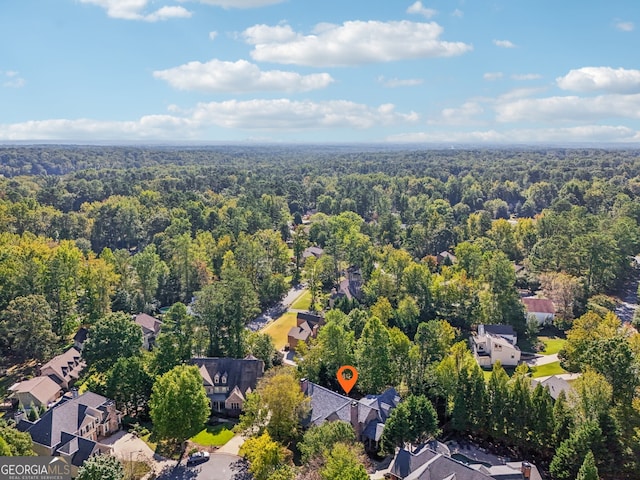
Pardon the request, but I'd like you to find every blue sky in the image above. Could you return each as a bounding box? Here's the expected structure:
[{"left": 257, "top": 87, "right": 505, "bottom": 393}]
[{"left": 1, "top": 0, "right": 639, "bottom": 144}]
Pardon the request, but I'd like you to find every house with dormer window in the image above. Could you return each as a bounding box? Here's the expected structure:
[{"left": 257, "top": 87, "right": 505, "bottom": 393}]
[{"left": 191, "top": 356, "right": 264, "bottom": 416}]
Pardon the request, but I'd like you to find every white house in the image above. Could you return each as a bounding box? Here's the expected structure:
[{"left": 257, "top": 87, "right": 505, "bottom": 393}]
[
  {"left": 522, "top": 297, "right": 555, "bottom": 325},
  {"left": 481, "top": 324, "right": 517, "bottom": 345},
  {"left": 471, "top": 325, "right": 521, "bottom": 367}
]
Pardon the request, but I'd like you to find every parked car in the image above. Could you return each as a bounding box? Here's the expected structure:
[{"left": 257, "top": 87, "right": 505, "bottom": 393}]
[{"left": 187, "top": 451, "right": 210, "bottom": 465}]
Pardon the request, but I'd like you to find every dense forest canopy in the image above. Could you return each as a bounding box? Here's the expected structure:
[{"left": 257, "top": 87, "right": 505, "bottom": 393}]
[{"left": 1, "top": 145, "right": 640, "bottom": 479}]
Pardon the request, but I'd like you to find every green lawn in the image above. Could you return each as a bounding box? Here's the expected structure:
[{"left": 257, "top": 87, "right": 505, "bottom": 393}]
[
  {"left": 291, "top": 290, "right": 311, "bottom": 310},
  {"left": 261, "top": 311, "right": 298, "bottom": 350},
  {"left": 539, "top": 336, "right": 567, "bottom": 355},
  {"left": 190, "top": 424, "right": 234, "bottom": 447},
  {"left": 531, "top": 361, "right": 567, "bottom": 378}
]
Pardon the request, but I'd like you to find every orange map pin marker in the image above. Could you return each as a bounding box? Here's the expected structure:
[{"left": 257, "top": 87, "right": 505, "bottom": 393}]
[{"left": 337, "top": 365, "right": 358, "bottom": 395}]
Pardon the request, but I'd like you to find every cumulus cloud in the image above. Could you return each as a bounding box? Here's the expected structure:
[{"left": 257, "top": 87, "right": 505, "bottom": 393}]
[
  {"left": 79, "top": 0, "right": 191, "bottom": 21},
  {"left": 452, "top": 9, "right": 464, "bottom": 17},
  {"left": 493, "top": 39, "right": 516, "bottom": 48},
  {"left": 153, "top": 59, "right": 334, "bottom": 93},
  {"left": 495, "top": 93, "right": 640, "bottom": 123},
  {"left": 388, "top": 125, "right": 640, "bottom": 144},
  {"left": 406, "top": 1, "right": 437, "bottom": 19},
  {"left": 0, "top": 99, "right": 418, "bottom": 140},
  {"left": 428, "top": 102, "right": 484, "bottom": 126},
  {"left": 378, "top": 76, "right": 423, "bottom": 88},
  {"left": 557, "top": 66, "right": 640, "bottom": 93},
  {"left": 512, "top": 73, "right": 542, "bottom": 81},
  {"left": 483, "top": 72, "right": 503, "bottom": 81},
  {"left": 208, "top": 31, "right": 218, "bottom": 40},
  {"left": 190, "top": 99, "right": 419, "bottom": 129},
  {"left": 615, "top": 20, "right": 634, "bottom": 31},
  {"left": 2, "top": 70, "right": 25, "bottom": 88},
  {"left": 243, "top": 20, "right": 472, "bottom": 66},
  {"left": 180, "top": 0, "right": 286, "bottom": 7}
]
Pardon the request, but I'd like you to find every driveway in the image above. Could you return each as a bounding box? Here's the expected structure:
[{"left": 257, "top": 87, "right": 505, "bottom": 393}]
[
  {"left": 102, "top": 431, "right": 173, "bottom": 476},
  {"left": 156, "top": 453, "right": 244, "bottom": 480},
  {"left": 525, "top": 353, "right": 559, "bottom": 367}
]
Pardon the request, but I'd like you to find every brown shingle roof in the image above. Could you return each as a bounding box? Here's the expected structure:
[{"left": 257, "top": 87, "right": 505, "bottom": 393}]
[
  {"left": 134, "top": 313, "right": 162, "bottom": 334},
  {"left": 522, "top": 297, "right": 555, "bottom": 314},
  {"left": 9, "top": 376, "right": 62, "bottom": 405}
]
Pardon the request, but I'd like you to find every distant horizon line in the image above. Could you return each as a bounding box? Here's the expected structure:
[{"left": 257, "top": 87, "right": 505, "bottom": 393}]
[{"left": 1, "top": 140, "right": 640, "bottom": 151}]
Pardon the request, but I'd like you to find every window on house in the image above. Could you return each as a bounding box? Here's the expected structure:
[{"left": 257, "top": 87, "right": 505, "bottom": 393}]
[
  {"left": 214, "top": 374, "right": 219, "bottom": 384},
  {"left": 230, "top": 402, "right": 240, "bottom": 410},
  {"left": 221, "top": 374, "right": 227, "bottom": 384}
]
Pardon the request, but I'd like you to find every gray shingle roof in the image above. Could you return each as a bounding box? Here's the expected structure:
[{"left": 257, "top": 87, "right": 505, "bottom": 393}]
[
  {"left": 191, "top": 357, "right": 264, "bottom": 398},
  {"left": 134, "top": 313, "right": 162, "bottom": 334}
]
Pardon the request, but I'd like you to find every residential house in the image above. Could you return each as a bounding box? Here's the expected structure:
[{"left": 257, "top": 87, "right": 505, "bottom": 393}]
[
  {"left": 39, "top": 348, "right": 85, "bottom": 390},
  {"left": 389, "top": 444, "right": 541, "bottom": 480},
  {"left": 522, "top": 297, "right": 555, "bottom": 325},
  {"left": 471, "top": 325, "right": 521, "bottom": 367},
  {"left": 437, "top": 251, "right": 457, "bottom": 266},
  {"left": 9, "top": 376, "right": 63, "bottom": 409},
  {"left": 73, "top": 327, "right": 88, "bottom": 351},
  {"left": 16, "top": 391, "right": 120, "bottom": 476},
  {"left": 287, "top": 312, "right": 325, "bottom": 351},
  {"left": 133, "top": 313, "right": 162, "bottom": 350},
  {"left": 192, "top": 356, "right": 264, "bottom": 416},
  {"left": 481, "top": 324, "right": 517, "bottom": 345},
  {"left": 302, "top": 246, "right": 324, "bottom": 260},
  {"left": 300, "top": 379, "right": 400, "bottom": 450},
  {"left": 531, "top": 375, "right": 574, "bottom": 401}
]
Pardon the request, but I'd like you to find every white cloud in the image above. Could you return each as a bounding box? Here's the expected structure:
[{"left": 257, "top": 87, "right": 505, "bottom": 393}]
[
  {"left": 452, "top": 9, "right": 464, "bottom": 17},
  {"left": 153, "top": 59, "right": 334, "bottom": 93},
  {"left": 388, "top": 125, "right": 640, "bottom": 144},
  {"left": 495, "top": 93, "right": 640, "bottom": 123},
  {"left": 483, "top": 72, "right": 503, "bottom": 81},
  {"left": 406, "top": 1, "right": 437, "bottom": 19},
  {"left": 557, "top": 67, "right": 640, "bottom": 93},
  {"left": 512, "top": 73, "right": 542, "bottom": 81},
  {"left": 429, "top": 102, "right": 484, "bottom": 126},
  {"left": 493, "top": 39, "right": 516, "bottom": 48},
  {"left": 190, "top": 99, "right": 420, "bottom": 129},
  {"left": 615, "top": 20, "right": 634, "bottom": 32},
  {"left": 79, "top": 0, "right": 191, "bottom": 21},
  {"left": 243, "top": 20, "right": 472, "bottom": 66},
  {"left": 179, "top": 0, "right": 286, "bottom": 8},
  {"left": 0, "top": 100, "right": 419, "bottom": 140},
  {"left": 378, "top": 76, "right": 423, "bottom": 88},
  {"left": 1, "top": 70, "right": 25, "bottom": 88},
  {"left": 208, "top": 31, "right": 218, "bottom": 40}
]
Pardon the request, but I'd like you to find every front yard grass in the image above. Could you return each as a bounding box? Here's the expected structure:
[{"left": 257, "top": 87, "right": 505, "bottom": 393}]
[
  {"left": 190, "top": 424, "right": 234, "bottom": 447},
  {"left": 291, "top": 290, "right": 311, "bottom": 310},
  {"left": 122, "top": 460, "right": 151, "bottom": 480},
  {"left": 539, "top": 336, "right": 566, "bottom": 355},
  {"left": 261, "top": 311, "right": 298, "bottom": 350},
  {"left": 531, "top": 361, "right": 567, "bottom": 378}
]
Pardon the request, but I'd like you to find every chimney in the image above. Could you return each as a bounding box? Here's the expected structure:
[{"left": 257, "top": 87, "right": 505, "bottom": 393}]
[
  {"left": 521, "top": 462, "right": 531, "bottom": 479},
  {"left": 350, "top": 401, "right": 361, "bottom": 439},
  {"left": 71, "top": 388, "right": 79, "bottom": 399},
  {"left": 478, "top": 324, "right": 485, "bottom": 336},
  {"left": 300, "top": 378, "right": 309, "bottom": 395}
]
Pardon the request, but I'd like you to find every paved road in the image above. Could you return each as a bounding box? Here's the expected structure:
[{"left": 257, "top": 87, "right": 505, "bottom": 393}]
[
  {"left": 525, "top": 353, "right": 559, "bottom": 367},
  {"left": 156, "top": 453, "right": 244, "bottom": 480},
  {"left": 247, "top": 284, "right": 307, "bottom": 331}
]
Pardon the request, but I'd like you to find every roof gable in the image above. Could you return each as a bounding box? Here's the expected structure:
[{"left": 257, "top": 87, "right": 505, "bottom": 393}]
[
  {"left": 134, "top": 313, "right": 162, "bottom": 334},
  {"left": 192, "top": 357, "right": 265, "bottom": 396}
]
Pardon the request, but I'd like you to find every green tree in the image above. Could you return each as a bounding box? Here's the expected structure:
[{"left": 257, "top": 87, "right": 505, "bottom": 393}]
[
  {"left": 299, "top": 421, "right": 356, "bottom": 463},
  {"left": 550, "top": 421, "right": 603, "bottom": 480},
  {"left": 576, "top": 451, "right": 599, "bottom": 480},
  {"left": 356, "top": 316, "right": 392, "bottom": 393},
  {"left": 381, "top": 395, "right": 439, "bottom": 453},
  {"left": 320, "top": 443, "right": 369, "bottom": 480},
  {"left": 148, "top": 365, "right": 210, "bottom": 455},
  {"left": 246, "top": 331, "right": 277, "bottom": 369},
  {"left": 104, "top": 356, "right": 153, "bottom": 416},
  {"left": 0, "top": 421, "right": 35, "bottom": 456},
  {"left": 76, "top": 454, "right": 124, "bottom": 480},
  {"left": 486, "top": 361, "right": 510, "bottom": 442},
  {"left": 151, "top": 302, "right": 194, "bottom": 375},
  {"left": 83, "top": 312, "right": 142, "bottom": 371},
  {"left": 292, "top": 225, "right": 309, "bottom": 284},
  {"left": 0, "top": 294, "right": 57, "bottom": 361},
  {"left": 237, "top": 367, "right": 310, "bottom": 444},
  {"left": 44, "top": 240, "right": 82, "bottom": 335},
  {"left": 239, "top": 432, "right": 292, "bottom": 480},
  {"left": 131, "top": 244, "right": 168, "bottom": 311}
]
